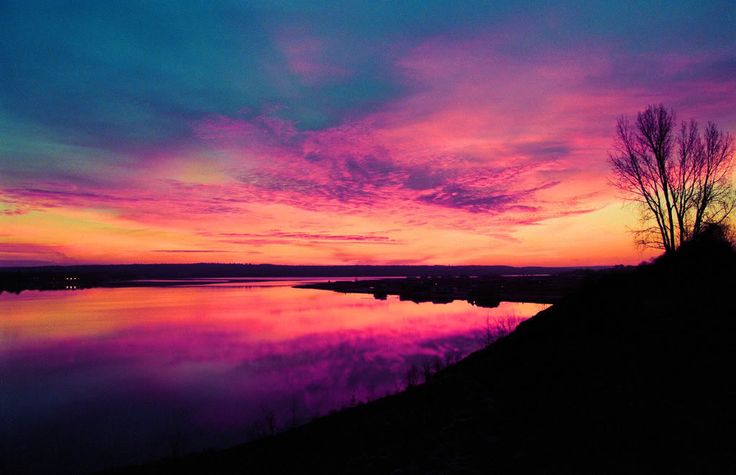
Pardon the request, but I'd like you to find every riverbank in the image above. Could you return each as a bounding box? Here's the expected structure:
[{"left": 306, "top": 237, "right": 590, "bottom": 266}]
[
  {"left": 0, "top": 263, "right": 601, "bottom": 294},
  {"left": 111, "top": 231, "right": 736, "bottom": 474},
  {"left": 296, "top": 272, "right": 592, "bottom": 307}
]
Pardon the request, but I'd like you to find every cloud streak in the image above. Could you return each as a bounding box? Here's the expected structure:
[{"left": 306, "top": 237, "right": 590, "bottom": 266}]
[{"left": 1, "top": 2, "right": 734, "bottom": 265}]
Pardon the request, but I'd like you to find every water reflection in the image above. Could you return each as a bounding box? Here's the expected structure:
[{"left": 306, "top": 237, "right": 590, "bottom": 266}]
[{"left": 0, "top": 280, "right": 548, "bottom": 474}]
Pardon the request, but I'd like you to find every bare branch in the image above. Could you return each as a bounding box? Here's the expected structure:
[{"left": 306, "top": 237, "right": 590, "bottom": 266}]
[{"left": 609, "top": 105, "right": 735, "bottom": 251}]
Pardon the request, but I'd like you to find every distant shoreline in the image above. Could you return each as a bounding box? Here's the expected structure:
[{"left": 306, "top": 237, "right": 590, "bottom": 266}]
[
  {"left": 296, "top": 273, "right": 591, "bottom": 307},
  {"left": 0, "top": 263, "right": 612, "bottom": 295}
]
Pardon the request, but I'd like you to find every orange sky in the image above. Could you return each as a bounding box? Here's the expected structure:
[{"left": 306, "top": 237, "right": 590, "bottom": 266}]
[{"left": 2, "top": 3, "right": 734, "bottom": 267}]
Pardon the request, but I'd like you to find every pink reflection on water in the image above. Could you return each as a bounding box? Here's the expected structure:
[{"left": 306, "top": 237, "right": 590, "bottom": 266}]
[{"left": 0, "top": 281, "right": 548, "bottom": 473}]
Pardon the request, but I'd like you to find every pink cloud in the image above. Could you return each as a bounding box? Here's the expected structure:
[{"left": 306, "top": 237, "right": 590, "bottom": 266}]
[
  {"left": 277, "top": 30, "right": 352, "bottom": 84},
  {"left": 3, "top": 31, "right": 734, "bottom": 265}
]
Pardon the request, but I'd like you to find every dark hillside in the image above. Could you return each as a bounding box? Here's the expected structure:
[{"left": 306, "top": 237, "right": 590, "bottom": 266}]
[{"left": 116, "top": 230, "right": 736, "bottom": 474}]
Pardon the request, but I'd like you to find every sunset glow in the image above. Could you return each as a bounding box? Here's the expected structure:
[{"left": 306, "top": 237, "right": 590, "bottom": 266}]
[
  {"left": 2, "top": 2, "right": 735, "bottom": 266},
  {"left": 0, "top": 281, "right": 547, "bottom": 472}
]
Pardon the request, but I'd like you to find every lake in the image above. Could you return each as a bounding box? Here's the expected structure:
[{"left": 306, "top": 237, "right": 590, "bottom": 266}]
[{"left": 0, "top": 279, "right": 549, "bottom": 474}]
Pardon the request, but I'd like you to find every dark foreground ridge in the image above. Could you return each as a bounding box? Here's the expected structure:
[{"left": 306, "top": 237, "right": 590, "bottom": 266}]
[{"left": 111, "top": 232, "right": 736, "bottom": 474}]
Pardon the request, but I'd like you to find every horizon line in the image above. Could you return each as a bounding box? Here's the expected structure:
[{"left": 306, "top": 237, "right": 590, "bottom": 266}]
[{"left": 0, "top": 262, "right": 620, "bottom": 269}]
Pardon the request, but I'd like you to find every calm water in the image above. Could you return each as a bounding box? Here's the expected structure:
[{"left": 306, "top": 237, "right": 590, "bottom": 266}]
[{"left": 0, "top": 279, "right": 548, "bottom": 474}]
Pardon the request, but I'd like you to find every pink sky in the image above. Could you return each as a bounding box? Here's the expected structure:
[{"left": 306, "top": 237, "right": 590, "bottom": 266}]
[{"left": 2, "top": 8, "right": 735, "bottom": 266}]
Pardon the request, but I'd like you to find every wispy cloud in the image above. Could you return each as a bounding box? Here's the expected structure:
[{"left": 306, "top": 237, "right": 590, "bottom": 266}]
[
  {"left": 1, "top": 2, "right": 734, "bottom": 265},
  {"left": 217, "top": 232, "right": 395, "bottom": 243},
  {"left": 152, "top": 249, "right": 226, "bottom": 253}
]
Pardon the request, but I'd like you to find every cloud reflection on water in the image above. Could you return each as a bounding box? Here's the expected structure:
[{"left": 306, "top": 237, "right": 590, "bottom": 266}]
[{"left": 0, "top": 281, "right": 548, "bottom": 473}]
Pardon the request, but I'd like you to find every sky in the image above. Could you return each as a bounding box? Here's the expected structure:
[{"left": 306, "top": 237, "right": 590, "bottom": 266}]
[{"left": 1, "top": 1, "right": 735, "bottom": 266}]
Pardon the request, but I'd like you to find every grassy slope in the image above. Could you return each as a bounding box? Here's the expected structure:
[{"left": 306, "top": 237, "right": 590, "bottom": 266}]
[{"left": 117, "top": 233, "right": 736, "bottom": 474}]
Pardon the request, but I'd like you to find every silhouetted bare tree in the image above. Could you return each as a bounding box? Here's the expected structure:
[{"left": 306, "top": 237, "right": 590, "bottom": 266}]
[{"left": 610, "top": 104, "right": 735, "bottom": 252}]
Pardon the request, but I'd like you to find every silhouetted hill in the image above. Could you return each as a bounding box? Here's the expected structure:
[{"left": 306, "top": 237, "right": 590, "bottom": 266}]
[{"left": 112, "top": 234, "right": 736, "bottom": 474}]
